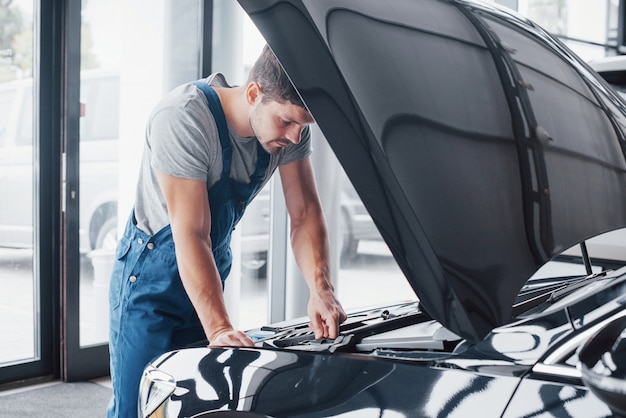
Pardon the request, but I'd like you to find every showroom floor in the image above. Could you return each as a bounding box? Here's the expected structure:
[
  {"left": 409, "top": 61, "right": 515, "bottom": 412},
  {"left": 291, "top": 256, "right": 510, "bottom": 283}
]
[{"left": 0, "top": 377, "right": 112, "bottom": 417}]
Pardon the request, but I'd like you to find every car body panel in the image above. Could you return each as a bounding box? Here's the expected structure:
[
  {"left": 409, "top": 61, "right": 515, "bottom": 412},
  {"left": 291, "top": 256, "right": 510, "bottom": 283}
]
[
  {"left": 146, "top": 346, "right": 521, "bottom": 417},
  {"left": 237, "top": 0, "right": 626, "bottom": 343},
  {"left": 503, "top": 379, "right": 612, "bottom": 418}
]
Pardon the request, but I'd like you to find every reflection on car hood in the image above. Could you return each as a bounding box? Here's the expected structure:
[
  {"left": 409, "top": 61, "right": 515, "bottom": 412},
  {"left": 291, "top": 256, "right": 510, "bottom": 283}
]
[{"left": 237, "top": 0, "right": 626, "bottom": 343}]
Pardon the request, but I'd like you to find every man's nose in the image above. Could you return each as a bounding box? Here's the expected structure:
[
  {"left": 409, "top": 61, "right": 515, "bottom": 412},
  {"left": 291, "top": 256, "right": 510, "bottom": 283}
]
[{"left": 285, "top": 125, "right": 302, "bottom": 144}]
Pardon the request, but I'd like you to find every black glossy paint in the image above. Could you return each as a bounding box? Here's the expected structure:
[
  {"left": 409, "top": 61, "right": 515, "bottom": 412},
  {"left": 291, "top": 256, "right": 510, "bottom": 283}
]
[
  {"left": 142, "top": 270, "right": 626, "bottom": 417},
  {"left": 579, "top": 315, "right": 626, "bottom": 417},
  {"left": 155, "top": 347, "right": 520, "bottom": 417}
]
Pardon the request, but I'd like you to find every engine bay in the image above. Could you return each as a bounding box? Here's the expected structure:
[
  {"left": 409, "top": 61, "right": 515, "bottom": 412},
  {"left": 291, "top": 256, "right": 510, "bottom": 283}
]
[{"left": 247, "top": 301, "right": 463, "bottom": 355}]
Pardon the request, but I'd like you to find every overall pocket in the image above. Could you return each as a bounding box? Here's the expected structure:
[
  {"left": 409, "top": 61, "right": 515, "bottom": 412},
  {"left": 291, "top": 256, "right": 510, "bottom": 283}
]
[{"left": 108, "top": 235, "right": 132, "bottom": 311}]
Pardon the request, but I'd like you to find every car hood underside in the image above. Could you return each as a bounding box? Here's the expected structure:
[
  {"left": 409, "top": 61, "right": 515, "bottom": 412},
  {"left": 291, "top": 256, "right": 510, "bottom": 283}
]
[{"left": 237, "top": 0, "right": 626, "bottom": 343}]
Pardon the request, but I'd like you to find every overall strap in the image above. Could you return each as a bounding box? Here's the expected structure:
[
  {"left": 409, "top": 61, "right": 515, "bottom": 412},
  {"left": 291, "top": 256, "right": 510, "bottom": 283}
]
[
  {"left": 251, "top": 141, "right": 271, "bottom": 183},
  {"left": 192, "top": 81, "right": 231, "bottom": 177}
]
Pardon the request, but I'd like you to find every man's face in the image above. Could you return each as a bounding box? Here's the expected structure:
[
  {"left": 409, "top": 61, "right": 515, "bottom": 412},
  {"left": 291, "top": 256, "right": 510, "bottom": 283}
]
[{"left": 249, "top": 97, "right": 314, "bottom": 155}]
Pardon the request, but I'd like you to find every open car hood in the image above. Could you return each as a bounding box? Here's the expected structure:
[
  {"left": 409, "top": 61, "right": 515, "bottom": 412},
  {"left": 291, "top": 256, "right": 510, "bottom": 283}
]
[{"left": 237, "top": 0, "right": 626, "bottom": 343}]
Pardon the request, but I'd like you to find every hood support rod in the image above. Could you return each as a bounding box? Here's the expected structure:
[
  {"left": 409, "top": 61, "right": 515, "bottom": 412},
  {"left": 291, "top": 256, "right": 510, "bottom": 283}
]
[{"left": 580, "top": 241, "right": 593, "bottom": 276}]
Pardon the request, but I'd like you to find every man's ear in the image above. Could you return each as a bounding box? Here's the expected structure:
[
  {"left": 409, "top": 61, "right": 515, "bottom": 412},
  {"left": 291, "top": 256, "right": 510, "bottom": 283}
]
[{"left": 245, "top": 81, "right": 262, "bottom": 105}]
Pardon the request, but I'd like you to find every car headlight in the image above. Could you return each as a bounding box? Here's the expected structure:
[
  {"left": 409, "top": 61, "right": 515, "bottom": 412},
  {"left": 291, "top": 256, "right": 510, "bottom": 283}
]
[{"left": 138, "top": 364, "right": 176, "bottom": 418}]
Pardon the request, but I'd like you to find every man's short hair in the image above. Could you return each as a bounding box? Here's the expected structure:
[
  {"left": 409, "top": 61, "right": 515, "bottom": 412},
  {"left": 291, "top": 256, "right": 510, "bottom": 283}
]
[{"left": 247, "top": 45, "right": 306, "bottom": 109}]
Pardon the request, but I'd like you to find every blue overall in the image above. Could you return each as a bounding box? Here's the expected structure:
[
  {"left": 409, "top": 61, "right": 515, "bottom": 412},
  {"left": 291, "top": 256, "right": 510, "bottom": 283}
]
[{"left": 107, "top": 82, "right": 270, "bottom": 418}]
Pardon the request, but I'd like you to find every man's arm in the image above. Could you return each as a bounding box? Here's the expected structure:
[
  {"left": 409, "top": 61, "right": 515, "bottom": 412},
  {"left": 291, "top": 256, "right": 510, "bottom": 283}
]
[
  {"left": 279, "top": 158, "right": 347, "bottom": 339},
  {"left": 156, "top": 170, "right": 254, "bottom": 347}
]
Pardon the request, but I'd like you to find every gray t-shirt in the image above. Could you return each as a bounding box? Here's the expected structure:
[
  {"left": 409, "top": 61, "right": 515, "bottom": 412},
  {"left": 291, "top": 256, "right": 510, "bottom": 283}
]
[{"left": 134, "top": 73, "right": 312, "bottom": 235}]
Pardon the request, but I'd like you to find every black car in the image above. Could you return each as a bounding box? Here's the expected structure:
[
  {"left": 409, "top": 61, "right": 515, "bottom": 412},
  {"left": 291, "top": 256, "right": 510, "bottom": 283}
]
[{"left": 138, "top": 0, "right": 626, "bottom": 416}]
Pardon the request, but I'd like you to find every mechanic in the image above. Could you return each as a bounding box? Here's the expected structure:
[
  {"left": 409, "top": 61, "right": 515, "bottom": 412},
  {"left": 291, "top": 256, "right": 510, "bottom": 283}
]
[{"left": 107, "top": 45, "right": 347, "bottom": 417}]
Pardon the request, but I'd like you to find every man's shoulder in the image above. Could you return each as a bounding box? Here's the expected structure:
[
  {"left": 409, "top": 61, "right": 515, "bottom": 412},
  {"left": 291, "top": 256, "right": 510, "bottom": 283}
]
[
  {"left": 149, "top": 82, "right": 218, "bottom": 133},
  {"left": 154, "top": 83, "right": 202, "bottom": 113}
]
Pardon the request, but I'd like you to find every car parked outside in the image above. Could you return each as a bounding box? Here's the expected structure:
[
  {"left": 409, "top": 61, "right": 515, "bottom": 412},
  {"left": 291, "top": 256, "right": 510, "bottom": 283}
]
[
  {"left": 0, "top": 69, "right": 119, "bottom": 254},
  {"left": 240, "top": 166, "right": 381, "bottom": 278},
  {"left": 338, "top": 168, "right": 381, "bottom": 261},
  {"left": 138, "top": 0, "right": 626, "bottom": 417}
]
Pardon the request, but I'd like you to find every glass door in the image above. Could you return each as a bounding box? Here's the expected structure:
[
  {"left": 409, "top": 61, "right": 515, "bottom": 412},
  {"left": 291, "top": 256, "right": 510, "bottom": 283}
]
[
  {"left": 63, "top": 0, "right": 209, "bottom": 381},
  {"left": 0, "top": 0, "right": 37, "bottom": 368},
  {"left": 0, "top": 0, "right": 58, "bottom": 385}
]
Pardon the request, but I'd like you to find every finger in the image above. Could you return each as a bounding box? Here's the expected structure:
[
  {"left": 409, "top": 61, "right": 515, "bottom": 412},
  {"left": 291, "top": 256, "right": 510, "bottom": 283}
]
[
  {"left": 310, "top": 320, "right": 323, "bottom": 339},
  {"left": 241, "top": 334, "right": 255, "bottom": 346},
  {"left": 231, "top": 331, "right": 255, "bottom": 347},
  {"left": 339, "top": 308, "right": 347, "bottom": 324},
  {"left": 312, "top": 323, "right": 321, "bottom": 339},
  {"left": 316, "top": 319, "right": 330, "bottom": 339},
  {"left": 209, "top": 331, "right": 254, "bottom": 347},
  {"left": 223, "top": 333, "right": 251, "bottom": 346},
  {"left": 326, "top": 317, "right": 338, "bottom": 339}
]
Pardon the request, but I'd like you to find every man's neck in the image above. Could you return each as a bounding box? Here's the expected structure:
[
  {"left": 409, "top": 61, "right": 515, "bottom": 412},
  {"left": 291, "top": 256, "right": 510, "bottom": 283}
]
[{"left": 213, "top": 86, "right": 254, "bottom": 138}]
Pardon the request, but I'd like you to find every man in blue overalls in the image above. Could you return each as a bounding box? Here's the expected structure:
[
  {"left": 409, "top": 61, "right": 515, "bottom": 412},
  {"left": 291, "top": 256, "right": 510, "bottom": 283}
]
[{"left": 107, "top": 45, "right": 347, "bottom": 417}]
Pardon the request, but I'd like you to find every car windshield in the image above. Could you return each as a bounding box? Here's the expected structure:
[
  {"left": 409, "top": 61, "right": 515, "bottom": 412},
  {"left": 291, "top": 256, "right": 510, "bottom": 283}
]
[{"left": 514, "top": 231, "right": 626, "bottom": 315}]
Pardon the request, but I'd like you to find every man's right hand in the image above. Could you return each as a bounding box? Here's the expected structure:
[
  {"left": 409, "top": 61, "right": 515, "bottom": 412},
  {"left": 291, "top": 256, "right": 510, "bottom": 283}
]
[{"left": 209, "top": 329, "right": 255, "bottom": 347}]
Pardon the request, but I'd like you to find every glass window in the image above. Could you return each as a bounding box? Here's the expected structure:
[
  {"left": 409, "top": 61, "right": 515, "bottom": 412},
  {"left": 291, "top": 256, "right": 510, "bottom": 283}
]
[
  {"left": 0, "top": 0, "right": 36, "bottom": 365},
  {"left": 517, "top": 0, "right": 620, "bottom": 61},
  {"left": 80, "top": 74, "right": 120, "bottom": 142},
  {"left": 0, "top": 89, "right": 16, "bottom": 143},
  {"left": 333, "top": 165, "right": 415, "bottom": 311},
  {"left": 16, "top": 85, "right": 32, "bottom": 146},
  {"left": 78, "top": 0, "right": 204, "bottom": 346}
]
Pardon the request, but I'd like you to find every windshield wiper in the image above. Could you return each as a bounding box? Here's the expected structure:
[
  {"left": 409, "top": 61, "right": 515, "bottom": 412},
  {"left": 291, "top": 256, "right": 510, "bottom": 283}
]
[
  {"left": 512, "top": 241, "right": 610, "bottom": 316},
  {"left": 546, "top": 270, "right": 609, "bottom": 302},
  {"left": 512, "top": 270, "right": 610, "bottom": 317}
]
